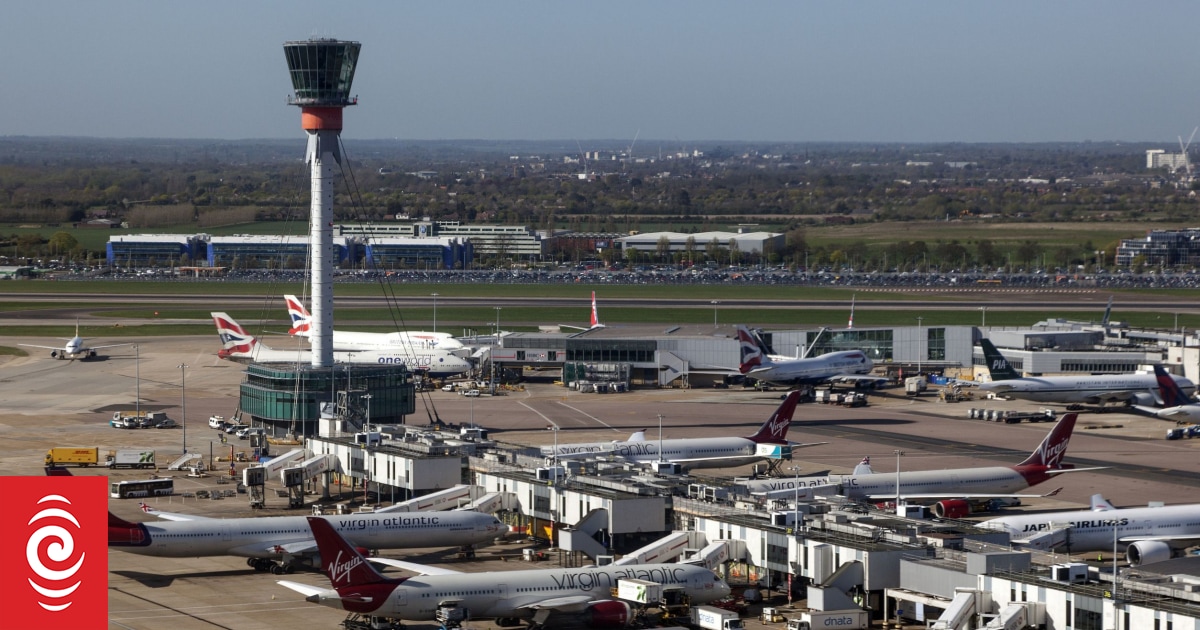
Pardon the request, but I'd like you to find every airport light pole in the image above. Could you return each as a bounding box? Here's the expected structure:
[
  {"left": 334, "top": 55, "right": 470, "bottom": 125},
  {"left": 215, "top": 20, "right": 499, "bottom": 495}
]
[
  {"left": 1110, "top": 518, "right": 1120, "bottom": 603},
  {"left": 978, "top": 306, "right": 986, "bottom": 328},
  {"left": 177, "top": 364, "right": 189, "bottom": 454},
  {"left": 431, "top": 292, "right": 439, "bottom": 333},
  {"left": 711, "top": 300, "right": 720, "bottom": 328},
  {"left": 362, "top": 393, "right": 372, "bottom": 432},
  {"left": 916, "top": 317, "right": 924, "bottom": 374},
  {"left": 893, "top": 449, "right": 904, "bottom": 512},
  {"left": 134, "top": 344, "right": 141, "bottom": 419},
  {"left": 788, "top": 465, "right": 802, "bottom": 532}
]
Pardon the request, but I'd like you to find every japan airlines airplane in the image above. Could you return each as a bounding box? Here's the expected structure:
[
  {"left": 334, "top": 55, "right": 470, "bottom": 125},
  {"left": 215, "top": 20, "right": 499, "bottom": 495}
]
[
  {"left": 212, "top": 312, "right": 471, "bottom": 377},
  {"left": 19, "top": 320, "right": 131, "bottom": 360},
  {"left": 982, "top": 496, "right": 1200, "bottom": 567},
  {"left": 742, "top": 413, "right": 1095, "bottom": 517},
  {"left": 977, "top": 338, "right": 1195, "bottom": 406},
  {"left": 736, "top": 325, "right": 885, "bottom": 388},
  {"left": 1131, "top": 364, "right": 1200, "bottom": 421},
  {"left": 278, "top": 516, "right": 730, "bottom": 628},
  {"left": 284, "top": 294, "right": 466, "bottom": 352},
  {"left": 543, "top": 390, "right": 820, "bottom": 470},
  {"left": 108, "top": 507, "right": 507, "bottom": 574}
]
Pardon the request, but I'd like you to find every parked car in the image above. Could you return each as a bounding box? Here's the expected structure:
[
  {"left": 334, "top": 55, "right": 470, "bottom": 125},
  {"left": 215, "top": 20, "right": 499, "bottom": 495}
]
[
  {"left": 462, "top": 389, "right": 481, "bottom": 397},
  {"left": 236, "top": 427, "right": 264, "bottom": 439},
  {"left": 441, "top": 383, "right": 456, "bottom": 392},
  {"left": 224, "top": 424, "right": 249, "bottom": 435},
  {"left": 154, "top": 419, "right": 178, "bottom": 429}
]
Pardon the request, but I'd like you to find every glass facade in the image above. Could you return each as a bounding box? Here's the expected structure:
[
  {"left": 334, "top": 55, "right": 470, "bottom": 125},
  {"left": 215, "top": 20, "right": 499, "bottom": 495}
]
[
  {"left": 239, "top": 364, "right": 415, "bottom": 434},
  {"left": 283, "top": 40, "right": 361, "bottom": 106},
  {"left": 566, "top": 339, "right": 656, "bottom": 363},
  {"left": 805, "top": 329, "right": 894, "bottom": 362}
]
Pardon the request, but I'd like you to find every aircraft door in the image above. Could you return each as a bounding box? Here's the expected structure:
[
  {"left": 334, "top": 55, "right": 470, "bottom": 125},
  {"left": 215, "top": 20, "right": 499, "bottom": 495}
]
[{"left": 222, "top": 523, "right": 233, "bottom": 542}]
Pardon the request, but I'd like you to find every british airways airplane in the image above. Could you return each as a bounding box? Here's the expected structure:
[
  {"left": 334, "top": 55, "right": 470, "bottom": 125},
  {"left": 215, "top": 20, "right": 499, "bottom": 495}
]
[
  {"left": 544, "top": 391, "right": 820, "bottom": 469},
  {"left": 742, "top": 414, "right": 1096, "bottom": 517},
  {"left": 736, "top": 325, "right": 885, "bottom": 388},
  {"left": 279, "top": 516, "right": 730, "bottom": 629},
  {"left": 211, "top": 312, "right": 471, "bottom": 377},
  {"left": 108, "top": 506, "right": 507, "bottom": 574},
  {"left": 283, "top": 294, "right": 465, "bottom": 353}
]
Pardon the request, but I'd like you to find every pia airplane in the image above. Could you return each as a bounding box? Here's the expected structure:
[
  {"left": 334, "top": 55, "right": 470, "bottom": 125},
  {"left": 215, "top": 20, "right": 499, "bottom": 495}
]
[
  {"left": 278, "top": 516, "right": 730, "bottom": 628},
  {"left": 736, "top": 325, "right": 885, "bottom": 388},
  {"left": 108, "top": 506, "right": 507, "bottom": 574},
  {"left": 982, "top": 495, "right": 1200, "bottom": 567},
  {"left": 543, "top": 390, "right": 823, "bottom": 470},
  {"left": 742, "top": 413, "right": 1096, "bottom": 517},
  {"left": 211, "top": 312, "right": 471, "bottom": 377},
  {"left": 19, "top": 320, "right": 131, "bottom": 360},
  {"left": 284, "top": 294, "right": 466, "bottom": 352},
  {"left": 1131, "top": 364, "right": 1200, "bottom": 421},
  {"left": 977, "top": 338, "right": 1195, "bottom": 406}
]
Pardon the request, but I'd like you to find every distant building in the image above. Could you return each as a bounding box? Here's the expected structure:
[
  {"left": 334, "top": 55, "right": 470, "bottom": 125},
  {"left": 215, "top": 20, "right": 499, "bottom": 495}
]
[
  {"left": 616, "top": 230, "right": 785, "bottom": 260},
  {"left": 1116, "top": 228, "right": 1200, "bottom": 268},
  {"left": 1146, "top": 149, "right": 1189, "bottom": 171},
  {"left": 106, "top": 234, "right": 199, "bottom": 267}
]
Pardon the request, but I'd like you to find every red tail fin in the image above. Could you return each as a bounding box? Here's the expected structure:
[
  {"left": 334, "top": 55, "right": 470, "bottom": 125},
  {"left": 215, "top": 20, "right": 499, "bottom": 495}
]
[
  {"left": 308, "top": 517, "right": 390, "bottom": 588},
  {"left": 1154, "top": 365, "right": 1191, "bottom": 407},
  {"left": 590, "top": 291, "right": 600, "bottom": 328},
  {"left": 1017, "top": 413, "right": 1076, "bottom": 468},
  {"left": 109, "top": 512, "right": 149, "bottom": 546},
  {"left": 747, "top": 390, "right": 801, "bottom": 443}
]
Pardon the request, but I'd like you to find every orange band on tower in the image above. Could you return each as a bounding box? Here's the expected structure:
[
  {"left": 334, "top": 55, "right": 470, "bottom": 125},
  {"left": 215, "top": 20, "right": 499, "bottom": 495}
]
[{"left": 301, "top": 107, "right": 344, "bottom": 131}]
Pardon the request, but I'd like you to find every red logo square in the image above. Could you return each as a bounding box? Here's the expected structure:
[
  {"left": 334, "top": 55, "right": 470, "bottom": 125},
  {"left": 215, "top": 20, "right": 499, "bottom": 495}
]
[{"left": 1, "top": 476, "right": 108, "bottom": 627}]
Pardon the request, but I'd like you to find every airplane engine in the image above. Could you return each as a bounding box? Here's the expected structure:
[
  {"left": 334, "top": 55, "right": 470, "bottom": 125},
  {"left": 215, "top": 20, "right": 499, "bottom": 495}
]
[
  {"left": 932, "top": 500, "right": 972, "bottom": 519},
  {"left": 88, "top": 350, "right": 98, "bottom": 358},
  {"left": 1127, "top": 540, "right": 1173, "bottom": 567},
  {"left": 579, "top": 600, "right": 633, "bottom": 628},
  {"left": 51, "top": 351, "right": 59, "bottom": 358},
  {"left": 1129, "top": 392, "right": 1158, "bottom": 407}
]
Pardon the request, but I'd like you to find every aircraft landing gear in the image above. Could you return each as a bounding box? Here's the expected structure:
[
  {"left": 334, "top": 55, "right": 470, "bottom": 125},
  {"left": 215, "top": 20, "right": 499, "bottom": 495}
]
[
  {"left": 341, "top": 613, "right": 404, "bottom": 630},
  {"left": 247, "top": 558, "right": 294, "bottom": 573}
]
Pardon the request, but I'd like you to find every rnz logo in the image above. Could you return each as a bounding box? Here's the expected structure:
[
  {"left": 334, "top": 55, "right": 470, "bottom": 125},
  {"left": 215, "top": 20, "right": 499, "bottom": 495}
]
[{"left": 4, "top": 476, "right": 107, "bottom": 627}]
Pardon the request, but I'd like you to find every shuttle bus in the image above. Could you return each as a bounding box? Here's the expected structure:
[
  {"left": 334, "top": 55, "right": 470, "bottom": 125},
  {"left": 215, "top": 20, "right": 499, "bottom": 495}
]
[{"left": 110, "top": 478, "right": 174, "bottom": 499}]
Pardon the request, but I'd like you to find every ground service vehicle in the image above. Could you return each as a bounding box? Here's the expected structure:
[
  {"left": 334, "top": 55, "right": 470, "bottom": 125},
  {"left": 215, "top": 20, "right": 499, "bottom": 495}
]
[
  {"left": 44, "top": 447, "right": 100, "bottom": 467},
  {"left": 106, "top": 449, "right": 156, "bottom": 469},
  {"left": 617, "top": 578, "right": 663, "bottom": 605},
  {"left": 110, "top": 478, "right": 174, "bottom": 499},
  {"left": 690, "top": 605, "right": 745, "bottom": 630},
  {"left": 786, "top": 609, "right": 870, "bottom": 630}
]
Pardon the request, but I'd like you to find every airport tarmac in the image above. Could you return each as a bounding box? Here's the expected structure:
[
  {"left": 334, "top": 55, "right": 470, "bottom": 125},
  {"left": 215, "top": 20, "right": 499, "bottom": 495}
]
[{"left": 3, "top": 335, "right": 1200, "bottom": 629}]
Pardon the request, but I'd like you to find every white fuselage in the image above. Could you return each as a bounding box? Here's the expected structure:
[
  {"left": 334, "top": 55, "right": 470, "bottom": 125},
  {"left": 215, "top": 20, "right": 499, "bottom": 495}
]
[
  {"left": 326, "top": 330, "right": 466, "bottom": 353},
  {"left": 983, "top": 504, "right": 1200, "bottom": 552},
  {"left": 1138, "top": 403, "right": 1200, "bottom": 422},
  {"left": 117, "top": 511, "right": 505, "bottom": 559},
  {"left": 979, "top": 373, "right": 1196, "bottom": 405},
  {"left": 227, "top": 343, "right": 471, "bottom": 377},
  {"left": 748, "top": 351, "right": 874, "bottom": 386},
  {"left": 334, "top": 564, "right": 729, "bottom": 621},
  {"left": 545, "top": 437, "right": 777, "bottom": 469},
  {"left": 743, "top": 466, "right": 1032, "bottom": 500}
]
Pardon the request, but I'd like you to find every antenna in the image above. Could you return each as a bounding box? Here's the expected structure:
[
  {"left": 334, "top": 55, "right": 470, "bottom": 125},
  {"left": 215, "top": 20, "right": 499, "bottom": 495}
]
[
  {"left": 575, "top": 140, "right": 588, "bottom": 181},
  {"left": 1179, "top": 126, "right": 1198, "bottom": 181}
]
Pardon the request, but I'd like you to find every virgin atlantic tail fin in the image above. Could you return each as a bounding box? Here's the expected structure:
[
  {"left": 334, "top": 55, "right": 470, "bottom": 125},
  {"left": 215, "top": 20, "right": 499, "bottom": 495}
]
[
  {"left": 307, "top": 517, "right": 391, "bottom": 588},
  {"left": 1016, "top": 413, "right": 1076, "bottom": 468},
  {"left": 589, "top": 291, "right": 603, "bottom": 329},
  {"left": 746, "top": 390, "right": 801, "bottom": 444}
]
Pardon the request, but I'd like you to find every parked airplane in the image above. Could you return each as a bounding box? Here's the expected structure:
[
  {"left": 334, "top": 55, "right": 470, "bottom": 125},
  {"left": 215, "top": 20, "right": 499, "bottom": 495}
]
[
  {"left": 560, "top": 291, "right": 605, "bottom": 332},
  {"left": 284, "top": 294, "right": 466, "bottom": 352},
  {"left": 543, "top": 390, "right": 822, "bottom": 470},
  {"left": 742, "top": 413, "right": 1095, "bottom": 517},
  {"left": 278, "top": 516, "right": 731, "bottom": 628},
  {"left": 1131, "top": 364, "right": 1200, "bottom": 421},
  {"left": 737, "top": 325, "right": 885, "bottom": 388},
  {"left": 211, "top": 312, "right": 471, "bottom": 377},
  {"left": 977, "top": 338, "right": 1196, "bottom": 406},
  {"left": 982, "top": 495, "right": 1200, "bottom": 567},
  {"left": 19, "top": 320, "right": 131, "bottom": 360},
  {"left": 108, "top": 506, "right": 507, "bottom": 573}
]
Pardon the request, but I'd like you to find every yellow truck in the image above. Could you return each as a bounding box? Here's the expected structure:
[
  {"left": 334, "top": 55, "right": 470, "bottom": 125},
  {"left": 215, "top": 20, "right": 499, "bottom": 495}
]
[{"left": 45, "top": 447, "right": 101, "bottom": 467}]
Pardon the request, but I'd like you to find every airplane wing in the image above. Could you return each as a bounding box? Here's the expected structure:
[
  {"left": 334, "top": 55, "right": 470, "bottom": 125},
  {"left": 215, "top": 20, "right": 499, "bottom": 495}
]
[
  {"left": 277, "top": 580, "right": 331, "bottom": 599},
  {"left": 826, "top": 374, "right": 890, "bottom": 386},
  {"left": 141, "top": 506, "right": 214, "bottom": 521},
  {"left": 88, "top": 342, "right": 135, "bottom": 351},
  {"left": 18, "top": 343, "right": 67, "bottom": 351},
  {"left": 1082, "top": 391, "right": 1139, "bottom": 405},
  {"left": 368, "top": 557, "right": 463, "bottom": 576},
  {"left": 1120, "top": 534, "right": 1200, "bottom": 545},
  {"left": 865, "top": 488, "right": 1065, "bottom": 501},
  {"left": 520, "top": 594, "right": 595, "bottom": 613}
]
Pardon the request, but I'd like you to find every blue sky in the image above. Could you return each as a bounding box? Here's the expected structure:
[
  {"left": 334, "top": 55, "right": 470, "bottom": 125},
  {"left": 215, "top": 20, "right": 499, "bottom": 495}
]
[{"left": 3, "top": 1, "right": 1199, "bottom": 143}]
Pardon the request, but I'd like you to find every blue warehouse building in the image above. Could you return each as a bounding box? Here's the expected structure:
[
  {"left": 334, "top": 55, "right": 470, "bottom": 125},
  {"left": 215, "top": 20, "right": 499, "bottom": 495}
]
[
  {"left": 106, "top": 234, "right": 201, "bottom": 267},
  {"left": 362, "top": 236, "right": 472, "bottom": 270},
  {"left": 207, "top": 235, "right": 352, "bottom": 269}
]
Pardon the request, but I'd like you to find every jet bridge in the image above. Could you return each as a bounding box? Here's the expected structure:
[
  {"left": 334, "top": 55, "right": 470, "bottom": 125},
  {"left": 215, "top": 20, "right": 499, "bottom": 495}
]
[
  {"left": 983, "top": 601, "right": 1044, "bottom": 630},
  {"left": 683, "top": 539, "right": 747, "bottom": 571},
  {"left": 931, "top": 589, "right": 990, "bottom": 630},
  {"left": 612, "top": 531, "right": 708, "bottom": 566},
  {"left": 281, "top": 454, "right": 333, "bottom": 508},
  {"left": 375, "top": 484, "right": 481, "bottom": 513}
]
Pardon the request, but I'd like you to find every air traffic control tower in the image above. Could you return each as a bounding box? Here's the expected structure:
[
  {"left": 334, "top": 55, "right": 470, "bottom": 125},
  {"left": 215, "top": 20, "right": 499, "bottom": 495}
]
[{"left": 284, "top": 38, "right": 360, "bottom": 368}]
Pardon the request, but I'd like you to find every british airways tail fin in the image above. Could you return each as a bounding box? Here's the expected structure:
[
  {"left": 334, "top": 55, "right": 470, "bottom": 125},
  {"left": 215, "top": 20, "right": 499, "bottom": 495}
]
[
  {"left": 737, "top": 325, "right": 769, "bottom": 374},
  {"left": 1153, "top": 364, "right": 1191, "bottom": 408},
  {"left": 1016, "top": 413, "right": 1076, "bottom": 468},
  {"left": 283, "top": 294, "right": 312, "bottom": 336},
  {"left": 746, "top": 390, "right": 801, "bottom": 443},
  {"left": 307, "top": 517, "right": 393, "bottom": 588},
  {"left": 211, "top": 312, "right": 258, "bottom": 359},
  {"left": 980, "top": 338, "right": 1021, "bottom": 381}
]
